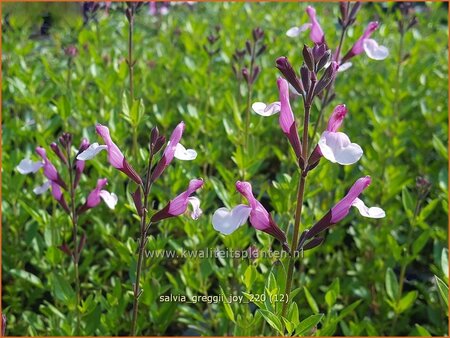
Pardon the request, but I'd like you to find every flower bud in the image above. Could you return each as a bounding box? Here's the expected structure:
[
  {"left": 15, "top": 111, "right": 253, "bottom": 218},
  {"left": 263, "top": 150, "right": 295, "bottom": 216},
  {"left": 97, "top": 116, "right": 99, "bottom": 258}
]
[
  {"left": 252, "top": 66, "right": 260, "bottom": 84},
  {"left": 245, "top": 40, "right": 252, "bottom": 55},
  {"left": 302, "top": 45, "right": 315, "bottom": 72},
  {"left": 300, "top": 65, "right": 310, "bottom": 93},
  {"left": 242, "top": 68, "right": 250, "bottom": 83},
  {"left": 316, "top": 49, "right": 332, "bottom": 71},
  {"left": 256, "top": 44, "right": 267, "bottom": 57},
  {"left": 50, "top": 142, "right": 68, "bottom": 165},
  {"left": 275, "top": 57, "right": 304, "bottom": 95}
]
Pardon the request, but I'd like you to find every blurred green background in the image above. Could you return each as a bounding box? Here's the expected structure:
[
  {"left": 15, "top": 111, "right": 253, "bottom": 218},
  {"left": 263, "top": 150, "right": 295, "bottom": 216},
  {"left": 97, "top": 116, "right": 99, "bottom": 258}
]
[{"left": 1, "top": 2, "right": 448, "bottom": 336}]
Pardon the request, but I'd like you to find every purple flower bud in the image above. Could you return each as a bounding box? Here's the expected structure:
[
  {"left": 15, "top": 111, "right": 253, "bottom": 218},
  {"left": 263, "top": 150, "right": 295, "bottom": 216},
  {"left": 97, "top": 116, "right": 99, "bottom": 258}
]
[
  {"left": 252, "top": 65, "right": 260, "bottom": 84},
  {"left": 245, "top": 40, "right": 252, "bottom": 55},
  {"left": 314, "top": 61, "right": 339, "bottom": 96},
  {"left": 50, "top": 142, "right": 68, "bottom": 165},
  {"left": 242, "top": 68, "right": 250, "bottom": 83},
  {"left": 275, "top": 57, "right": 304, "bottom": 96},
  {"left": 64, "top": 45, "right": 78, "bottom": 57},
  {"left": 131, "top": 187, "right": 143, "bottom": 217},
  {"left": 302, "top": 45, "right": 315, "bottom": 72}
]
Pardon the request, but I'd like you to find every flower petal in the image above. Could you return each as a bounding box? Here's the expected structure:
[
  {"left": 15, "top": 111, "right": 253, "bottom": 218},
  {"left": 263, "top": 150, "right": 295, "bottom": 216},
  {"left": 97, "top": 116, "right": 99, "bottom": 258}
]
[
  {"left": 212, "top": 205, "right": 251, "bottom": 235},
  {"left": 338, "top": 62, "right": 352, "bottom": 72},
  {"left": 363, "top": 39, "right": 389, "bottom": 60},
  {"left": 99, "top": 190, "right": 118, "bottom": 209},
  {"left": 76, "top": 143, "right": 108, "bottom": 161},
  {"left": 352, "top": 197, "right": 386, "bottom": 218},
  {"left": 286, "top": 23, "right": 311, "bottom": 37},
  {"left": 188, "top": 196, "right": 202, "bottom": 220},
  {"left": 252, "top": 101, "right": 281, "bottom": 117},
  {"left": 174, "top": 143, "right": 197, "bottom": 161},
  {"left": 17, "top": 159, "right": 43, "bottom": 174},
  {"left": 318, "top": 131, "right": 363, "bottom": 165},
  {"left": 33, "top": 180, "right": 51, "bottom": 195}
]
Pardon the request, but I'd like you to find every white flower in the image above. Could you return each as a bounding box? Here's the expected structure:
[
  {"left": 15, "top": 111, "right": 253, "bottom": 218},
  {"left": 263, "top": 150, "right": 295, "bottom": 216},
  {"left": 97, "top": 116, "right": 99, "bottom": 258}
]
[
  {"left": 212, "top": 205, "right": 252, "bottom": 235},
  {"left": 77, "top": 143, "right": 108, "bottom": 161},
  {"left": 252, "top": 102, "right": 281, "bottom": 117},
  {"left": 363, "top": 39, "right": 389, "bottom": 60},
  {"left": 17, "top": 159, "right": 43, "bottom": 174},
  {"left": 352, "top": 197, "right": 386, "bottom": 218},
  {"left": 318, "top": 131, "right": 363, "bottom": 165},
  {"left": 174, "top": 143, "right": 197, "bottom": 161}
]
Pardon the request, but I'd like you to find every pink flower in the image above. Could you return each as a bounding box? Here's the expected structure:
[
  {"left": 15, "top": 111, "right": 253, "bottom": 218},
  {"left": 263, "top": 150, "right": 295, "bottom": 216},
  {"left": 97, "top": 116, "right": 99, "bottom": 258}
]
[
  {"left": 286, "top": 6, "right": 324, "bottom": 45},
  {"left": 151, "top": 178, "right": 204, "bottom": 222},
  {"left": 151, "top": 122, "right": 186, "bottom": 182},
  {"left": 50, "top": 182, "right": 70, "bottom": 213},
  {"left": 342, "top": 22, "right": 389, "bottom": 62},
  {"left": 306, "top": 6, "right": 325, "bottom": 45},
  {"left": 308, "top": 105, "right": 363, "bottom": 167},
  {"left": 35, "top": 147, "right": 67, "bottom": 189},
  {"left": 304, "top": 176, "right": 385, "bottom": 241},
  {"left": 212, "top": 181, "right": 288, "bottom": 249},
  {"left": 78, "top": 178, "right": 117, "bottom": 213},
  {"left": 77, "top": 124, "right": 142, "bottom": 185},
  {"left": 277, "top": 77, "right": 303, "bottom": 160}
]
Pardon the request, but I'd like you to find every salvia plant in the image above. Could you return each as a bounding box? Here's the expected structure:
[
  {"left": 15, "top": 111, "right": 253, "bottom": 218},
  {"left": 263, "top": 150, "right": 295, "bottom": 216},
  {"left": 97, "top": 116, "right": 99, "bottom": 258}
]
[
  {"left": 3, "top": 1, "right": 447, "bottom": 336},
  {"left": 213, "top": 4, "right": 388, "bottom": 335},
  {"left": 16, "top": 133, "right": 117, "bottom": 334},
  {"left": 77, "top": 122, "right": 202, "bottom": 335}
]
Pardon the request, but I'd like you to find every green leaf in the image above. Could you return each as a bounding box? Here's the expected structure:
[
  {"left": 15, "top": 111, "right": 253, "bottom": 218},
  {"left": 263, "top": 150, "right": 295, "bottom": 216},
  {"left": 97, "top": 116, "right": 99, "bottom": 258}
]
[
  {"left": 282, "top": 317, "right": 295, "bottom": 336},
  {"left": 288, "top": 302, "right": 300, "bottom": 327},
  {"left": 336, "top": 299, "right": 363, "bottom": 321},
  {"left": 9, "top": 269, "right": 43, "bottom": 289},
  {"left": 432, "top": 134, "right": 448, "bottom": 160},
  {"left": 435, "top": 275, "right": 449, "bottom": 307},
  {"left": 385, "top": 268, "right": 399, "bottom": 301},
  {"left": 259, "top": 309, "right": 284, "bottom": 335},
  {"left": 242, "top": 265, "right": 257, "bottom": 290},
  {"left": 302, "top": 290, "right": 316, "bottom": 314},
  {"left": 402, "top": 187, "right": 415, "bottom": 218},
  {"left": 412, "top": 231, "right": 430, "bottom": 256},
  {"left": 415, "top": 324, "right": 432, "bottom": 336},
  {"left": 325, "top": 289, "right": 337, "bottom": 309},
  {"left": 441, "top": 248, "right": 448, "bottom": 278},
  {"left": 296, "top": 314, "right": 324, "bottom": 336},
  {"left": 50, "top": 273, "right": 76, "bottom": 308},
  {"left": 219, "top": 286, "right": 235, "bottom": 323},
  {"left": 397, "top": 291, "right": 418, "bottom": 313}
]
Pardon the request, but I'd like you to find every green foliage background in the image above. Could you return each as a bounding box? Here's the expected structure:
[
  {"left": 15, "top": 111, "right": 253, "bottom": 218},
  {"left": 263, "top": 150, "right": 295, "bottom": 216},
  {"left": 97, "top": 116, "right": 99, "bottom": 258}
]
[{"left": 2, "top": 2, "right": 448, "bottom": 336}]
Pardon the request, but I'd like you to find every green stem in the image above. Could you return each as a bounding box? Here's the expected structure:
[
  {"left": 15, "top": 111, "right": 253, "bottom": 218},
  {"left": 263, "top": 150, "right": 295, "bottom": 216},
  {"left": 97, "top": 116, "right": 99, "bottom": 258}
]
[
  {"left": 243, "top": 42, "right": 257, "bottom": 180},
  {"left": 127, "top": 10, "right": 138, "bottom": 159},
  {"left": 67, "top": 153, "right": 81, "bottom": 334},
  {"left": 281, "top": 76, "right": 315, "bottom": 319},
  {"left": 130, "top": 149, "right": 154, "bottom": 335}
]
